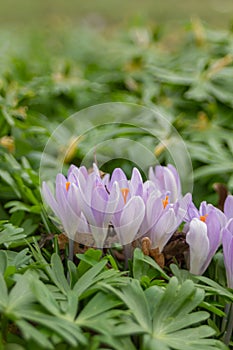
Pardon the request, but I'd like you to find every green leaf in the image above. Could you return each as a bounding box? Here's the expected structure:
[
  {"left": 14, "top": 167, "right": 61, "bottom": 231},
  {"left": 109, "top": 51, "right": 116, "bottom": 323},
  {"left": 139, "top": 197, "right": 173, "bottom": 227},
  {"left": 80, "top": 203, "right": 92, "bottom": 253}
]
[
  {"left": 51, "top": 253, "right": 70, "bottom": 294},
  {"left": 7, "top": 272, "right": 35, "bottom": 315},
  {"left": 17, "top": 319, "right": 53, "bottom": 349},
  {"left": 73, "top": 259, "right": 107, "bottom": 296},
  {"left": 133, "top": 248, "right": 169, "bottom": 281},
  {"left": 0, "top": 169, "right": 21, "bottom": 197},
  {"left": 31, "top": 278, "right": 61, "bottom": 316},
  {"left": 77, "top": 291, "right": 122, "bottom": 322},
  {"left": 194, "top": 276, "right": 233, "bottom": 301},
  {"left": 0, "top": 250, "right": 8, "bottom": 274},
  {"left": 0, "top": 273, "right": 8, "bottom": 310},
  {"left": 76, "top": 248, "right": 103, "bottom": 277},
  {"left": 0, "top": 223, "right": 25, "bottom": 246}
]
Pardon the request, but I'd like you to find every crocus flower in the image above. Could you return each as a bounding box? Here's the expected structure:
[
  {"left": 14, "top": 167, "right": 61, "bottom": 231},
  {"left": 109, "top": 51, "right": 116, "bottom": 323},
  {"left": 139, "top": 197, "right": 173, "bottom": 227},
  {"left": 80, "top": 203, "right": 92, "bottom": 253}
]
[
  {"left": 105, "top": 167, "right": 145, "bottom": 245},
  {"left": 142, "top": 191, "right": 191, "bottom": 252},
  {"left": 149, "top": 164, "right": 182, "bottom": 202},
  {"left": 73, "top": 166, "right": 120, "bottom": 248},
  {"left": 42, "top": 172, "right": 89, "bottom": 239},
  {"left": 106, "top": 167, "right": 143, "bottom": 199},
  {"left": 222, "top": 219, "right": 233, "bottom": 289},
  {"left": 185, "top": 200, "right": 227, "bottom": 228},
  {"left": 186, "top": 206, "right": 223, "bottom": 275}
]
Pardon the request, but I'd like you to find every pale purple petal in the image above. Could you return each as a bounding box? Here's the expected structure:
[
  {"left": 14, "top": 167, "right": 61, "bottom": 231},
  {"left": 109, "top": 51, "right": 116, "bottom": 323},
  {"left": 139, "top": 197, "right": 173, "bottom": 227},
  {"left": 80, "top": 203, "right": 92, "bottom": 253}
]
[
  {"left": 109, "top": 168, "right": 128, "bottom": 190},
  {"left": 113, "top": 196, "right": 145, "bottom": 245},
  {"left": 227, "top": 218, "right": 233, "bottom": 232},
  {"left": 149, "top": 164, "right": 181, "bottom": 202},
  {"left": 141, "top": 180, "right": 159, "bottom": 203},
  {"left": 67, "top": 183, "right": 82, "bottom": 217},
  {"left": 91, "top": 184, "right": 108, "bottom": 226},
  {"left": 222, "top": 224, "right": 233, "bottom": 289},
  {"left": 129, "top": 168, "right": 143, "bottom": 196},
  {"left": 151, "top": 208, "right": 177, "bottom": 252},
  {"left": 167, "top": 164, "right": 182, "bottom": 197},
  {"left": 176, "top": 193, "right": 192, "bottom": 223},
  {"left": 67, "top": 164, "right": 80, "bottom": 182},
  {"left": 42, "top": 182, "right": 59, "bottom": 218},
  {"left": 102, "top": 173, "right": 110, "bottom": 188},
  {"left": 224, "top": 195, "right": 233, "bottom": 221},
  {"left": 104, "top": 181, "right": 120, "bottom": 224},
  {"left": 77, "top": 212, "right": 90, "bottom": 234},
  {"left": 162, "top": 166, "right": 180, "bottom": 202},
  {"left": 185, "top": 200, "right": 199, "bottom": 222},
  {"left": 202, "top": 211, "right": 221, "bottom": 272},
  {"left": 144, "top": 193, "right": 164, "bottom": 234}
]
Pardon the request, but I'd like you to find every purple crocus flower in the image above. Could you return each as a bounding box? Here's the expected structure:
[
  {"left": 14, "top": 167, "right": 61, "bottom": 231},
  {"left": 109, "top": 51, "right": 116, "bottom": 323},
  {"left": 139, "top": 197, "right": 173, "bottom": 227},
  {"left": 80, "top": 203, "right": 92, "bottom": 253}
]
[
  {"left": 186, "top": 206, "right": 223, "bottom": 275},
  {"left": 222, "top": 219, "right": 233, "bottom": 289},
  {"left": 104, "top": 167, "right": 145, "bottom": 245},
  {"left": 149, "top": 164, "right": 182, "bottom": 202},
  {"left": 76, "top": 168, "right": 120, "bottom": 248},
  {"left": 106, "top": 167, "right": 143, "bottom": 198},
  {"left": 185, "top": 200, "right": 227, "bottom": 228},
  {"left": 142, "top": 191, "right": 191, "bottom": 252},
  {"left": 42, "top": 172, "right": 89, "bottom": 239}
]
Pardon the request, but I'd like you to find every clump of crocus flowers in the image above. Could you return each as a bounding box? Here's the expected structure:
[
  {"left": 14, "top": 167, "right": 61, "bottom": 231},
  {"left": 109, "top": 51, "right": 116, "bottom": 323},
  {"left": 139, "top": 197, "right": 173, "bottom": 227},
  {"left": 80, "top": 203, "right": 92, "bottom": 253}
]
[{"left": 42, "top": 163, "right": 233, "bottom": 280}]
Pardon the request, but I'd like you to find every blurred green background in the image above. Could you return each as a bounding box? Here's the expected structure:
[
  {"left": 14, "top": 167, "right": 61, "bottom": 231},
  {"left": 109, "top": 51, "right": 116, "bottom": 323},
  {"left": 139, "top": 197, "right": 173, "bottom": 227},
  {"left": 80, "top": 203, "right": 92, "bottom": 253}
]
[
  {"left": 0, "top": 0, "right": 233, "bottom": 28},
  {"left": 0, "top": 0, "right": 233, "bottom": 211}
]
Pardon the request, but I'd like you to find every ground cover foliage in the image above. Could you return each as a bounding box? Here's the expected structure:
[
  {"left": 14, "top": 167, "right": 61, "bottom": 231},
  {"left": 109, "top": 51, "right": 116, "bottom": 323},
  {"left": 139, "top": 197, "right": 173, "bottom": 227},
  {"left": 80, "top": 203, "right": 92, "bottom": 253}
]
[{"left": 0, "top": 20, "right": 233, "bottom": 349}]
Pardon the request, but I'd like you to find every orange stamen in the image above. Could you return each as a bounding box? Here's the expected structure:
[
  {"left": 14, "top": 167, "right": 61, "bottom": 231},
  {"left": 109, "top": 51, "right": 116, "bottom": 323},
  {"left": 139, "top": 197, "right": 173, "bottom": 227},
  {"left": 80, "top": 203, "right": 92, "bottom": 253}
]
[
  {"left": 200, "top": 214, "right": 208, "bottom": 222},
  {"left": 66, "top": 181, "right": 71, "bottom": 191},
  {"left": 162, "top": 195, "right": 169, "bottom": 209},
  {"left": 121, "top": 188, "right": 129, "bottom": 204}
]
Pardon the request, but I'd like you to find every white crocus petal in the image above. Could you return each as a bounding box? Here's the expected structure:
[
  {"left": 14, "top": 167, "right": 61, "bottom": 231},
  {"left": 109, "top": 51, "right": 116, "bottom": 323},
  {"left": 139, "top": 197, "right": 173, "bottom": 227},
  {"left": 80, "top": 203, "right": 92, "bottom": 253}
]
[
  {"left": 186, "top": 218, "right": 210, "bottom": 275},
  {"left": 114, "top": 196, "right": 145, "bottom": 246},
  {"left": 152, "top": 208, "right": 177, "bottom": 252}
]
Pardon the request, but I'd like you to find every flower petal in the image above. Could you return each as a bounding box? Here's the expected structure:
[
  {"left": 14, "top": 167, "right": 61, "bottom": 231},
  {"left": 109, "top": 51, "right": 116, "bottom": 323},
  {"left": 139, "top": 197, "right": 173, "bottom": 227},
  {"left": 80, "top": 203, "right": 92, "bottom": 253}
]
[
  {"left": 186, "top": 218, "right": 210, "bottom": 275},
  {"left": 113, "top": 196, "right": 145, "bottom": 245},
  {"left": 222, "top": 226, "right": 233, "bottom": 289},
  {"left": 42, "top": 182, "right": 59, "bottom": 218},
  {"left": 151, "top": 208, "right": 177, "bottom": 251},
  {"left": 224, "top": 195, "right": 233, "bottom": 221}
]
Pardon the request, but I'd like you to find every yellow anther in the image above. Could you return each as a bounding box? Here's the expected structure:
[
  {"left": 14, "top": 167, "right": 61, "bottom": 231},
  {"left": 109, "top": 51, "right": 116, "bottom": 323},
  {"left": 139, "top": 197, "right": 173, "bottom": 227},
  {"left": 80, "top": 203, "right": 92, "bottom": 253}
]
[
  {"left": 200, "top": 214, "right": 208, "bottom": 223},
  {"left": 121, "top": 188, "right": 129, "bottom": 204},
  {"left": 162, "top": 195, "right": 169, "bottom": 209},
  {"left": 66, "top": 182, "right": 71, "bottom": 191}
]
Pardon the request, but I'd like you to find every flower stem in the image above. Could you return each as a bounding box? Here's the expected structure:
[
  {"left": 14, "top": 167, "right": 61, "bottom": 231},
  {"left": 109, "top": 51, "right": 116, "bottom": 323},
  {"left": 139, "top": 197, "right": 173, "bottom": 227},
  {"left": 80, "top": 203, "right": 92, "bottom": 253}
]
[
  {"left": 1, "top": 315, "right": 8, "bottom": 342},
  {"left": 221, "top": 303, "right": 231, "bottom": 334},
  {"left": 68, "top": 238, "right": 74, "bottom": 262},
  {"left": 223, "top": 302, "right": 233, "bottom": 346},
  {"left": 124, "top": 243, "right": 132, "bottom": 269}
]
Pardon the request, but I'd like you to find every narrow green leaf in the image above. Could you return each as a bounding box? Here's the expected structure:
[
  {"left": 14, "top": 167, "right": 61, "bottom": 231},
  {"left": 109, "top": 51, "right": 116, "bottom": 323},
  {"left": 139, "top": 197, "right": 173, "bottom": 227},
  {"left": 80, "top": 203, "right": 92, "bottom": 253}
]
[
  {"left": 0, "top": 273, "right": 8, "bottom": 310},
  {"left": 17, "top": 319, "right": 53, "bottom": 349},
  {"left": 0, "top": 250, "right": 8, "bottom": 274}
]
